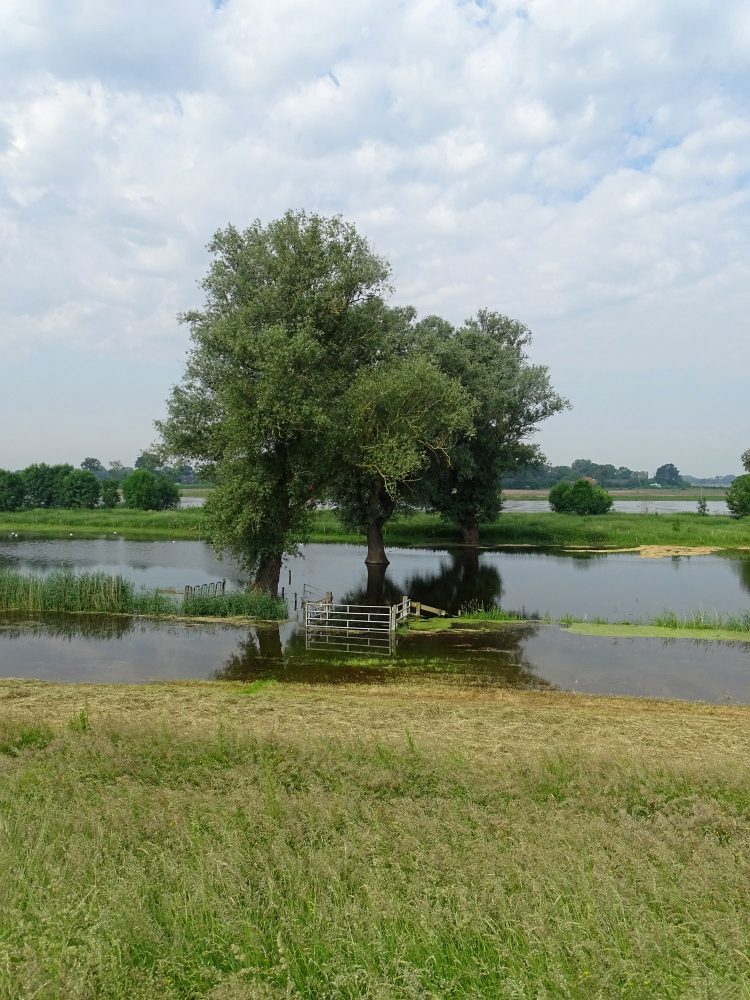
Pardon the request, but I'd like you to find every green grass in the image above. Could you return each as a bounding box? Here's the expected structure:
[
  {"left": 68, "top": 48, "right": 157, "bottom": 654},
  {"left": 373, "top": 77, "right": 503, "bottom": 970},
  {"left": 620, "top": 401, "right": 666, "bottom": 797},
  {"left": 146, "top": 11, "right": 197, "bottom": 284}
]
[
  {"left": 0, "top": 506, "right": 205, "bottom": 539},
  {"left": 563, "top": 609, "right": 750, "bottom": 643},
  {"left": 3, "top": 506, "right": 748, "bottom": 549},
  {"left": 1, "top": 680, "right": 750, "bottom": 998},
  {"left": 181, "top": 589, "right": 287, "bottom": 620},
  {"left": 308, "top": 509, "right": 749, "bottom": 550},
  {"left": 0, "top": 570, "right": 288, "bottom": 621},
  {"left": 566, "top": 622, "right": 750, "bottom": 643},
  {"left": 409, "top": 608, "right": 750, "bottom": 643}
]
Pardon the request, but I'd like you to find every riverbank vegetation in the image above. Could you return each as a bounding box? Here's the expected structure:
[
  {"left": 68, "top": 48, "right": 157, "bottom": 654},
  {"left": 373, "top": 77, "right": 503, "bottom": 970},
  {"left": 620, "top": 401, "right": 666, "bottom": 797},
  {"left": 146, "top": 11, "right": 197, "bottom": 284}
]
[
  {"left": 0, "top": 571, "right": 287, "bottom": 620},
  {"left": 410, "top": 608, "right": 750, "bottom": 643},
  {"left": 2, "top": 507, "right": 749, "bottom": 550},
  {"left": 1, "top": 678, "right": 749, "bottom": 998}
]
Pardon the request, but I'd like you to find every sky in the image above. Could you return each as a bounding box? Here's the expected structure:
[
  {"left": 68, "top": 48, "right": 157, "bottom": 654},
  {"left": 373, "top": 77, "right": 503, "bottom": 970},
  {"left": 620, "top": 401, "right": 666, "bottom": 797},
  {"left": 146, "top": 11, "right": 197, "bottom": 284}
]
[{"left": 1, "top": 0, "right": 748, "bottom": 477}]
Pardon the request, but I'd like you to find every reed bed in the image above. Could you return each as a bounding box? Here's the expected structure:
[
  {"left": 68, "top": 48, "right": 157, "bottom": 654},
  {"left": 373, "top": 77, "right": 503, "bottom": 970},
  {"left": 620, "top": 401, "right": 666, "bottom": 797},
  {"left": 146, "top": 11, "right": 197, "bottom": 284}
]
[
  {"left": 181, "top": 589, "right": 287, "bottom": 620},
  {"left": 0, "top": 570, "right": 172, "bottom": 615},
  {"left": 0, "top": 571, "right": 288, "bottom": 621}
]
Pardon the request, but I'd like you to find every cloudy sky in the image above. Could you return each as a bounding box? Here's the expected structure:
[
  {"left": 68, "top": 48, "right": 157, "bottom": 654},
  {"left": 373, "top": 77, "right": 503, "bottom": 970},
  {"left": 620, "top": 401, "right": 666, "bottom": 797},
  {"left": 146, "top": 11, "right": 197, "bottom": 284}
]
[{"left": 1, "top": 0, "right": 748, "bottom": 477}]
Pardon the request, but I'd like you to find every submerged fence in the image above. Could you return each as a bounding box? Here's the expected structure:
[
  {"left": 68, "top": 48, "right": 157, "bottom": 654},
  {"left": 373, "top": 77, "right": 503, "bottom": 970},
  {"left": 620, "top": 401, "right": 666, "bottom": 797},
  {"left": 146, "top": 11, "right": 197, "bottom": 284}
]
[{"left": 183, "top": 579, "right": 226, "bottom": 600}]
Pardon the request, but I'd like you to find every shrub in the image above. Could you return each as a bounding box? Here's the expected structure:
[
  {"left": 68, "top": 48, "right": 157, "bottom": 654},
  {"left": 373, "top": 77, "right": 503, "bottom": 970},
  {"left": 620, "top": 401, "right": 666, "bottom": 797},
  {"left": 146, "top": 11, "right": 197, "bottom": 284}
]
[
  {"left": 57, "top": 469, "right": 101, "bottom": 509},
  {"left": 726, "top": 474, "right": 750, "bottom": 519},
  {"left": 549, "top": 478, "right": 613, "bottom": 515},
  {"left": 0, "top": 470, "right": 24, "bottom": 512},
  {"left": 121, "top": 470, "right": 180, "bottom": 511},
  {"left": 100, "top": 480, "right": 121, "bottom": 508}
]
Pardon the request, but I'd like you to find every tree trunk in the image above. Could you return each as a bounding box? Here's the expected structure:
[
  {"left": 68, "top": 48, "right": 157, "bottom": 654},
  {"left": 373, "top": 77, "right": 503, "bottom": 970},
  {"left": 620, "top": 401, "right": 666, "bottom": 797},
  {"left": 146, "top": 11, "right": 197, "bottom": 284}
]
[
  {"left": 366, "top": 517, "right": 389, "bottom": 565},
  {"left": 253, "top": 553, "right": 283, "bottom": 596},
  {"left": 460, "top": 515, "right": 480, "bottom": 547}
]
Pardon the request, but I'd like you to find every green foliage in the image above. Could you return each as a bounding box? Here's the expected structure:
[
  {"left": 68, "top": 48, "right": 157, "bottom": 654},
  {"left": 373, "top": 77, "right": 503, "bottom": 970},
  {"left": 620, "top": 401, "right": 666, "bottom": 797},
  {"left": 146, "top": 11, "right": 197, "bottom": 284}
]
[
  {"left": 335, "top": 352, "right": 475, "bottom": 541},
  {"left": 655, "top": 463, "right": 685, "bottom": 488},
  {"left": 726, "top": 474, "right": 750, "bottom": 519},
  {"left": 121, "top": 470, "right": 179, "bottom": 510},
  {"left": 158, "top": 210, "right": 391, "bottom": 592},
  {"left": 0, "top": 470, "right": 24, "bottom": 512},
  {"left": 742, "top": 449, "right": 750, "bottom": 475},
  {"left": 696, "top": 497, "right": 708, "bottom": 516},
  {"left": 56, "top": 469, "right": 101, "bottom": 509},
  {"left": 134, "top": 450, "right": 161, "bottom": 472},
  {"left": 80, "top": 457, "right": 105, "bottom": 474},
  {"left": 21, "top": 463, "right": 74, "bottom": 507},
  {"left": 181, "top": 590, "right": 287, "bottom": 619},
  {"left": 100, "top": 479, "right": 121, "bottom": 508},
  {"left": 549, "top": 478, "right": 614, "bottom": 515},
  {"left": 417, "top": 310, "right": 568, "bottom": 540},
  {"left": 503, "top": 459, "right": 649, "bottom": 489}
]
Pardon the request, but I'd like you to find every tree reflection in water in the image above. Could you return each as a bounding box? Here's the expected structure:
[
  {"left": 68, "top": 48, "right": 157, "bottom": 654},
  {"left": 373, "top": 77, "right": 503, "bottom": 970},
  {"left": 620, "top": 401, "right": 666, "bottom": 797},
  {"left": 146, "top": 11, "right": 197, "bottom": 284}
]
[
  {"left": 734, "top": 557, "right": 750, "bottom": 597},
  {"left": 0, "top": 613, "right": 135, "bottom": 642},
  {"left": 402, "top": 548, "right": 503, "bottom": 615},
  {"left": 212, "top": 614, "right": 554, "bottom": 691}
]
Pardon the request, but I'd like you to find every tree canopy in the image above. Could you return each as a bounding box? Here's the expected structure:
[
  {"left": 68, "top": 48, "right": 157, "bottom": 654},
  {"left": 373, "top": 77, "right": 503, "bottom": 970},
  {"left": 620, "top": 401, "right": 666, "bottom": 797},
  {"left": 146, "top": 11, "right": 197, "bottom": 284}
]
[
  {"left": 158, "top": 210, "right": 391, "bottom": 594},
  {"left": 416, "top": 310, "right": 569, "bottom": 543},
  {"left": 726, "top": 475, "right": 750, "bottom": 519},
  {"left": 159, "top": 210, "right": 569, "bottom": 591}
]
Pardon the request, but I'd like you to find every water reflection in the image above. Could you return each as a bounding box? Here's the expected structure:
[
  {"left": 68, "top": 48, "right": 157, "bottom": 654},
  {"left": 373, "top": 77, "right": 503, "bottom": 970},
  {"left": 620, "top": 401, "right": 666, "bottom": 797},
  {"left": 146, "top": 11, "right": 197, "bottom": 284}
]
[
  {"left": 733, "top": 558, "right": 750, "bottom": 596},
  {"left": 0, "top": 613, "right": 136, "bottom": 641},
  {"left": 210, "top": 619, "right": 554, "bottom": 689},
  {"left": 1, "top": 613, "right": 749, "bottom": 702},
  {"left": 402, "top": 548, "right": 504, "bottom": 612}
]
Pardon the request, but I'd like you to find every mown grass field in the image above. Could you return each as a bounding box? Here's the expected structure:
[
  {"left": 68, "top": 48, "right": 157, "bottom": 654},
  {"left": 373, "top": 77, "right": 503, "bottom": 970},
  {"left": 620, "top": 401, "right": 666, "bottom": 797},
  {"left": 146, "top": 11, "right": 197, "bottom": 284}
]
[
  {"left": 1, "top": 679, "right": 750, "bottom": 999},
  {"left": 2, "top": 506, "right": 749, "bottom": 550}
]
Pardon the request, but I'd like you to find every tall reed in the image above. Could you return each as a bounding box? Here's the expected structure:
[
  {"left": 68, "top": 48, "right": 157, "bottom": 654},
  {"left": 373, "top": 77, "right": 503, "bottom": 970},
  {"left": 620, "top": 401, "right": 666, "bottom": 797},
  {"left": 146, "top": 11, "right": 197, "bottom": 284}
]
[
  {"left": 0, "top": 570, "right": 288, "bottom": 620},
  {"left": 180, "top": 590, "right": 287, "bottom": 620},
  {"left": 0, "top": 570, "right": 172, "bottom": 615}
]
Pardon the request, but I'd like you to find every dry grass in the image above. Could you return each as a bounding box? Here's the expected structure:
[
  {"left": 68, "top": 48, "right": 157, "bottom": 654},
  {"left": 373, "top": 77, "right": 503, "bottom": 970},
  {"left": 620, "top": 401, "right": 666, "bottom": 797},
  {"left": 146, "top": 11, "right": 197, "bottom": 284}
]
[
  {"left": 2, "top": 679, "right": 749, "bottom": 766},
  {"left": 2, "top": 679, "right": 750, "bottom": 999}
]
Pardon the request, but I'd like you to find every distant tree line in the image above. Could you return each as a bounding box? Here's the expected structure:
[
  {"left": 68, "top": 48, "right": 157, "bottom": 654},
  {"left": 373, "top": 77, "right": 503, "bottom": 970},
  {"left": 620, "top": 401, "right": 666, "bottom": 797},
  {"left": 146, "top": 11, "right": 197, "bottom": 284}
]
[
  {"left": 80, "top": 455, "right": 197, "bottom": 484},
  {"left": 503, "top": 459, "right": 735, "bottom": 490},
  {"left": 0, "top": 462, "right": 179, "bottom": 512}
]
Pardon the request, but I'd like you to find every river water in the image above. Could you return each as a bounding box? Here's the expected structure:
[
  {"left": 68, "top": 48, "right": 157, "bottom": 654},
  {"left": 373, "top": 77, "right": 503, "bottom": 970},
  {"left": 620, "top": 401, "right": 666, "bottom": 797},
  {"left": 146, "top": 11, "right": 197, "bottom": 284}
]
[
  {"left": 1, "top": 538, "right": 747, "bottom": 620},
  {"left": 0, "top": 539, "right": 748, "bottom": 701}
]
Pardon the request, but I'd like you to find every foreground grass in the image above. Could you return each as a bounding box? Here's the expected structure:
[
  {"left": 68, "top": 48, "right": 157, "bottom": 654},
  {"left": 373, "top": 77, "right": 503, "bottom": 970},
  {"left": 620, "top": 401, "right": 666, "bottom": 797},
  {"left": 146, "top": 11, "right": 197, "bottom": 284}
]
[{"left": 1, "top": 679, "right": 750, "bottom": 999}]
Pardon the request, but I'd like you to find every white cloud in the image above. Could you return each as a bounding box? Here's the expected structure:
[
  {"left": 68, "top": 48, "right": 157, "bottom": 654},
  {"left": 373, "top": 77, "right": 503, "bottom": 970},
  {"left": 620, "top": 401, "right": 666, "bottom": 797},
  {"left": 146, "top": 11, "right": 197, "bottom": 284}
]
[{"left": 0, "top": 0, "right": 748, "bottom": 471}]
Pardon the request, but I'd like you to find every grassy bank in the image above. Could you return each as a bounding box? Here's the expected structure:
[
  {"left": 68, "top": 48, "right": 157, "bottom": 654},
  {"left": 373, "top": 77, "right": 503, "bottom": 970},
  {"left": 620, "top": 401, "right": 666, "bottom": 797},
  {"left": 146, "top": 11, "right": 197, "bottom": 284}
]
[
  {"left": 2, "top": 506, "right": 748, "bottom": 550},
  {"left": 411, "top": 608, "right": 750, "bottom": 643},
  {"left": 0, "top": 506, "right": 205, "bottom": 539},
  {"left": 1, "top": 679, "right": 749, "bottom": 998},
  {"left": 363, "top": 510, "right": 749, "bottom": 551},
  {"left": 0, "top": 570, "right": 287, "bottom": 620}
]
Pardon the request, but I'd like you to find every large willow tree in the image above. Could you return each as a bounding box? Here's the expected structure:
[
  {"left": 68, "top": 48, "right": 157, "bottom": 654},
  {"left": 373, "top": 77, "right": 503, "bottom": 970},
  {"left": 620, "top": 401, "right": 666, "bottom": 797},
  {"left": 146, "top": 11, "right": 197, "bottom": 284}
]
[{"left": 158, "top": 210, "right": 390, "bottom": 595}]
